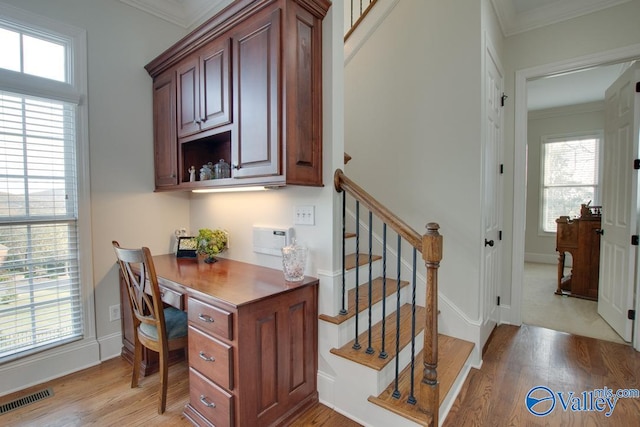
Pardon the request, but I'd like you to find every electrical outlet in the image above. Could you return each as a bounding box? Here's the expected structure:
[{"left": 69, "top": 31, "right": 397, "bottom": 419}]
[
  {"left": 294, "top": 205, "right": 315, "bottom": 225},
  {"left": 109, "top": 304, "right": 121, "bottom": 322}
]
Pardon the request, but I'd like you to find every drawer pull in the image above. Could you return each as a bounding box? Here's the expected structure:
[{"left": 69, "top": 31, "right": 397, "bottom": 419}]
[
  {"left": 199, "top": 351, "right": 216, "bottom": 362},
  {"left": 198, "top": 313, "right": 214, "bottom": 323},
  {"left": 199, "top": 395, "right": 216, "bottom": 408}
]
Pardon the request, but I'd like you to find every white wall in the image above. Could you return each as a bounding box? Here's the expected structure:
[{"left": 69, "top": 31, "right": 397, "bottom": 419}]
[
  {"left": 344, "top": 0, "right": 484, "bottom": 321},
  {"left": 525, "top": 102, "right": 605, "bottom": 263},
  {"left": 0, "top": 0, "right": 189, "bottom": 394},
  {"left": 501, "top": 0, "right": 640, "bottom": 307}
]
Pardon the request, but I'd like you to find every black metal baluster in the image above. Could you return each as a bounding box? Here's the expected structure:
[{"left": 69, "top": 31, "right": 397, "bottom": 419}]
[
  {"left": 407, "top": 248, "right": 418, "bottom": 405},
  {"left": 366, "top": 211, "right": 374, "bottom": 355},
  {"left": 379, "top": 223, "right": 388, "bottom": 359},
  {"left": 353, "top": 201, "right": 361, "bottom": 350},
  {"left": 340, "top": 191, "right": 347, "bottom": 315},
  {"left": 392, "top": 234, "right": 402, "bottom": 399}
]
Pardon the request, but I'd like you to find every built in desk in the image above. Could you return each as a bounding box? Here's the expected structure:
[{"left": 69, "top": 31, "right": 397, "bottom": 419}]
[{"left": 119, "top": 255, "right": 319, "bottom": 427}]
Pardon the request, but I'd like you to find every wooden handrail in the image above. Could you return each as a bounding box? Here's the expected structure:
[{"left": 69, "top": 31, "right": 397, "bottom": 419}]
[
  {"left": 344, "top": 0, "right": 378, "bottom": 41},
  {"left": 334, "top": 169, "right": 422, "bottom": 250},
  {"left": 335, "top": 168, "right": 441, "bottom": 425}
]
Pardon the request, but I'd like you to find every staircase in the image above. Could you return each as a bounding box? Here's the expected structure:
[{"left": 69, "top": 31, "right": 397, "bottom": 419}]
[{"left": 318, "top": 170, "right": 475, "bottom": 426}]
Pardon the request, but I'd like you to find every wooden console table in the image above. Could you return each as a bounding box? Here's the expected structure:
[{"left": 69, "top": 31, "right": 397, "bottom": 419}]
[
  {"left": 555, "top": 212, "right": 602, "bottom": 301},
  {"left": 119, "top": 255, "right": 318, "bottom": 427}
]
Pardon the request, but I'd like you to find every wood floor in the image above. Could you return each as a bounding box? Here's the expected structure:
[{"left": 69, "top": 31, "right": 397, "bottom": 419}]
[
  {"left": 2, "top": 324, "right": 638, "bottom": 426},
  {"left": 444, "top": 324, "right": 640, "bottom": 426},
  {"left": 0, "top": 357, "right": 359, "bottom": 427}
]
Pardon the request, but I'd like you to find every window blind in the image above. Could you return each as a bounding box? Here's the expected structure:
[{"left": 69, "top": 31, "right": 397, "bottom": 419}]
[
  {"left": 541, "top": 137, "right": 600, "bottom": 232},
  {"left": 0, "top": 90, "right": 82, "bottom": 361}
]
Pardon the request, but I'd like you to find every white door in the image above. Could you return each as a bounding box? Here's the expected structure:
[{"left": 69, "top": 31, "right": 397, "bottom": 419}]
[
  {"left": 482, "top": 46, "right": 503, "bottom": 331},
  {"left": 599, "top": 62, "right": 640, "bottom": 342}
]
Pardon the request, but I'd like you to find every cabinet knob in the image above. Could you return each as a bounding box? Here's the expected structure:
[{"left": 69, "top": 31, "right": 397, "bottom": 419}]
[
  {"left": 595, "top": 228, "right": 604, "bottom": 235},
  {"left": 484, "top": 239, "right": 494, "bottom": 247},
  {"left": 232, "top": 164, "right": 240, "bottom": 170}
]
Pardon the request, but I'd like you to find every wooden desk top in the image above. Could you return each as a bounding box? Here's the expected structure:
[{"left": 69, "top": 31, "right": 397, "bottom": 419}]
[{"left": 151, "top": 254, "right": 318, "bottom": 308}]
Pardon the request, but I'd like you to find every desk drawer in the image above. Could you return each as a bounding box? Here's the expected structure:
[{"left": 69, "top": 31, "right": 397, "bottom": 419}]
[
  {"left": 189, "top": 367, "right": 234, "bottom": 427},
  {"left": 189, "top": 325, "right": 233, "bottom": 389},
  {"left": 143, "top": 282, "right": 184, "bottom": 310},
  {"left": 188, "top": 297, "right": 233, "bottom": 340}
]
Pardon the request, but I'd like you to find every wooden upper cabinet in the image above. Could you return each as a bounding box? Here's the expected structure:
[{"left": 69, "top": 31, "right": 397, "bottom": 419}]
[
  {"left": 283, "top": 1, "right": 323, "bottom": 186},
  {"left": 177, "top": 39, "right": 231, "bottom": 139},
  {"left": 152, "top": 70, "right": 178, "bottom": 187},
  {"left": 231, "top": 7, "right": 281, "bottom": 179},
  {"left": 145, "top": 0, "right": 331, "bottom": 190}
]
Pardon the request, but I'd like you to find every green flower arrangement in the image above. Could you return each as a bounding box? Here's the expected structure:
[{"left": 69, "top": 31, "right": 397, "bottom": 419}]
[{"left": 196, "top": 228, "right": 228, "bottom": 263}]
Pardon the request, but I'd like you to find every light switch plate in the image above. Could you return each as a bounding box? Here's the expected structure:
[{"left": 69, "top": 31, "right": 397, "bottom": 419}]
[
  {"left": 253, "top": 226, "right": 293, "bottom": 256},
  {"left": 294, "top": 205, "right": 315, "bottom": 225}
]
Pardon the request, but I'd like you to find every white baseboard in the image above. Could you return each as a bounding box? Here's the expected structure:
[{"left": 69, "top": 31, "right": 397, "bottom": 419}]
[
  {"left": 98, "top": 332, "right": 123, "bottom": 361},
  {"left": 0, "top": 338, "right": 100, "bottom": 397}
]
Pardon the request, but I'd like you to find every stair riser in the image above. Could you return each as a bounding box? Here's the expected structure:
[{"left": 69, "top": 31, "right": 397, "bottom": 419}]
[{"left": 328, "top": 349, "right": 425, "bottom": 427}]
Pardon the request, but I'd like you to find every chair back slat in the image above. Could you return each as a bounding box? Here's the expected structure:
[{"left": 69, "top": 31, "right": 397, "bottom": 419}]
[{"left": 112, "top": 242, "right": 166, "bottom": 335}]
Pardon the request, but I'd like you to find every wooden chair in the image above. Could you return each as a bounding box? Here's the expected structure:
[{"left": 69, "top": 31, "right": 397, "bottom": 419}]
[{"left": 112, "top": 241, "right": 188, "bottom": 414}]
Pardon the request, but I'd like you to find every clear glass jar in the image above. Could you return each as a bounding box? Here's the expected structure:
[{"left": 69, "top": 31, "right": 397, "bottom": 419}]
[
  {"left": 281, "top": 239, "right": 307, "bottom": 282},
  {"left": 213, "top": 159, "right": 231, "bottom": 179}
]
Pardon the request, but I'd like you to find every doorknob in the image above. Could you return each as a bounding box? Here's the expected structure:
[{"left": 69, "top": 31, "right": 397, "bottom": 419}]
[
  {"left": 484, "top": 239, "right": 494, "bottom": 247},
  {"left": 595, "top": 229, "right": 604, "bottom": 235}
]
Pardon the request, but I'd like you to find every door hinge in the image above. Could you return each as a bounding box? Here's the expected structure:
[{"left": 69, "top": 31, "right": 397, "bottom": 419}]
[
  {"left": 500, "top": 164, "right": 504, "bottom": 174},
  {"left": 628, "top": 309, "right": 636, "bottom": 320},
  {"left": 497, "top": 296, "right": 501, "bottom": 306},
  {"left": 632, "top": 235, "right": 639, "bottom": 246},
  {"left": 634, "top": 159, "right": 640, "bottom": 170},
  {"left": 499, "top": 230, "right": 503, "bottom": 240},
  {"left": 501, "top": 93, "right": 508, "bottom": 107}
]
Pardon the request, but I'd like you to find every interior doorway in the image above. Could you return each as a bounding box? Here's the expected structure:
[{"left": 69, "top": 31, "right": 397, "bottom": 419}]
[{"left": 510, "top": 45, "right": 640, "bottom": 350}]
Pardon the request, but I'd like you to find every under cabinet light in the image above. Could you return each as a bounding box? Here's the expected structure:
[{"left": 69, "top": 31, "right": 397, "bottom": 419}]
[{"left": 192, "top": 186, "right": 271, "bottom": 194}]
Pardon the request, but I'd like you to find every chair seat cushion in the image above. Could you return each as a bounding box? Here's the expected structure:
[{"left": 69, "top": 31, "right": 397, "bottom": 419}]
[{"left": 139, "top": 307, "right": 188, "bottom": 340}]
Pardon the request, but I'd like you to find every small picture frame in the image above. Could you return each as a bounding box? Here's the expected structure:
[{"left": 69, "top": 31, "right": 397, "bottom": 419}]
[{"left": 176, "top": 237, "right": 197, "bottom": 258}]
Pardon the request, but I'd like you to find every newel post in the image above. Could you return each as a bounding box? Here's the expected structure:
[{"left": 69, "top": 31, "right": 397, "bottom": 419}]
[{"left": 420, "top": 222, "right": 442, "bottom": 425}]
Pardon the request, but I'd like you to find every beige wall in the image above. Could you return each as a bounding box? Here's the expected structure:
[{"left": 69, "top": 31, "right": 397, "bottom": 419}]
[{"left": 525, "top": 102, "right": 605, "bottom": 263}]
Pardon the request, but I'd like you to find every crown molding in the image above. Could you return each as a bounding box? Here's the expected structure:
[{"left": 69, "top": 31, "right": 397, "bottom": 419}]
[
  {"left": 491, "top": 0, "right": 631, "bottom": 37},
  {"left": 120, "top": 0, "right": 232, "bottom": 29}
]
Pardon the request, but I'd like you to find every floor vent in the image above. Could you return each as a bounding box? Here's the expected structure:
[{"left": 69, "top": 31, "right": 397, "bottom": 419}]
[{"left": 0, "top": 387, "right": 53, "bottom": 415}]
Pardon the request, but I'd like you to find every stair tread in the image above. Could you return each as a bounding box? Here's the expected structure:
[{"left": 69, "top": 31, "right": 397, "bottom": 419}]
[
  {"left": 329, "top": 304, "right": 425, "bottom": 370},
  {"left": 368, "top": 335, "right": 474, "bottom": 425},
  {"left": 319, "top": 276, "right": 410, "bottom": 325},
  {"left": 344, "top": 252, "right": 382, "bottom": 270}
]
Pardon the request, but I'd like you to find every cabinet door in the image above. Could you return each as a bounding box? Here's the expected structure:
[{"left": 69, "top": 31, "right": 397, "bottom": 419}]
[
  {"left": 232, "top": 8, "right": 282, "bottom": 179},
  {"left": 177, "top": 56, "right": 201, "bottom": 138},
  {"left": 153, "top": 70, "right": 178, "bottom": 187},
  {"left": 200, "top": 39, "right": 231, "bottom": 132},
  {"left": 284, "top": 2, "right": 323, "bottom": 186}
]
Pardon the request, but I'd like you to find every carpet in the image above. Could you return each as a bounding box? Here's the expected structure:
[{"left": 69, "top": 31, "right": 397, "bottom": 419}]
[{"left": 522, "top": 262, "right": 626, "bottom": 344}]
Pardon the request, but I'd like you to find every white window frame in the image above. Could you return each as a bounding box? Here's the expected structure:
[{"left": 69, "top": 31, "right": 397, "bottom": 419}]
[
  {"left": 539, "top": 131, "right": 603, "bottom": 235},
  {"left": 0, "top": 3, "right": 97, "bottom": 395}
]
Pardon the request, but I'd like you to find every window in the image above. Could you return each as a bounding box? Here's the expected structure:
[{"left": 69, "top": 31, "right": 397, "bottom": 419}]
[
  {"left": 0, "top": 10, "right": 88, "bottom": 363},
  {"left": 540, "top": 134, "right": 602, "bottom": 233}
]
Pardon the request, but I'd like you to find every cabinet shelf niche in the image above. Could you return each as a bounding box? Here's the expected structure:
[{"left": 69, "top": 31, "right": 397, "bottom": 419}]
[{"left": 181, "top": 130, "right": 231, "bottom": 186}]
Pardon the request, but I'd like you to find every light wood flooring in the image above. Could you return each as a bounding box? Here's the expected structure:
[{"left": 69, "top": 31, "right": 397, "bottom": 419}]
[
  {"left": 2, "top": 325, "right": 638, "bottom": 426},
  {"left": 444, "top": 324, "right": 640, "bottom": 426},
  {"left": 0, "top": 357, "right": 359, "bottom": 427}
]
